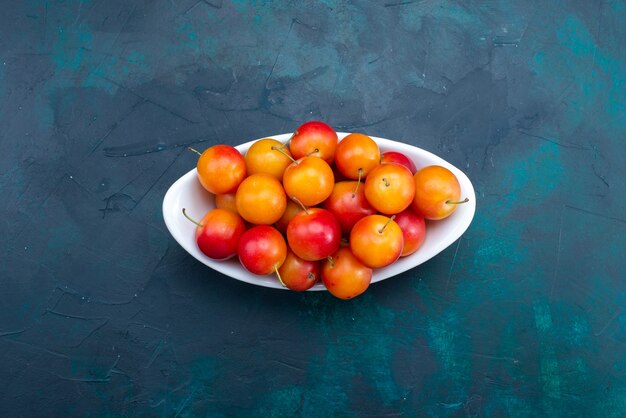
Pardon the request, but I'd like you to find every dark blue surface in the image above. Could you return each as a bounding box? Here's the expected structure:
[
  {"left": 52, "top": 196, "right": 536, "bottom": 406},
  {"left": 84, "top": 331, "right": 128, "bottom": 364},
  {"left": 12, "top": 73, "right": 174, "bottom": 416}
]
[{"left": 1, "top": 1, "right": 625, "bottom": 416}]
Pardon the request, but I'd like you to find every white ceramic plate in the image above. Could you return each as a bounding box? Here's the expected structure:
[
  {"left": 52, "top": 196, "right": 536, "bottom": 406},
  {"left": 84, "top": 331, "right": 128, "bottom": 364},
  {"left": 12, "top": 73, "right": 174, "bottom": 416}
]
[{"left": 163, "top": 133, "right": 476, "bottom": 291}]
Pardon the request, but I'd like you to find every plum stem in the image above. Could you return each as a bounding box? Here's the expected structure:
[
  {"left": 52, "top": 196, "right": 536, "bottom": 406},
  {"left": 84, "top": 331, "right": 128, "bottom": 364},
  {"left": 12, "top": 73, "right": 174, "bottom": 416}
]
[
  {"left": 445, "top": 197, "right": 470, "bottom": 205},
  {"left": 378, "top": 215, "right": 396, "bottom": 234},
  {"left": 182, "top": 208, "right": 203, "bottom": 227},
  {"left": 188, "top": 147, "right": 202, "bottom": 156},
  {"left": 306, "top": 148, "right": 320, "bottom": 156},
  {"left": 382, "top": 177, "right": 390, "bottom": 187},
  {"left": 282, "top": 131, "right": 296, "bottom": 150},
  {"left": 271, "top": 145, "right": 298, "bottom": 164},
  {"left": 274, "top": 264, "right": 287, "bottom": 287},
  {"left": 327, "top": 256, "right": 335, "bottom": 267},
  {"left": 290, "top": 196, "right": 310, "bottom": 215},
  {"left": 353, "top": 168, "right": 363, "bottom": 197}
]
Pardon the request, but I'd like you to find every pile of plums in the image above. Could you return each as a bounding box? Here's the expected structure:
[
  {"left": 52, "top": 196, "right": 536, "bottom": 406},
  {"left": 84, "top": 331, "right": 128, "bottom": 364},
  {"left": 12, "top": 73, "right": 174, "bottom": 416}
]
[{"left": 183, "top": 121, "right": 467, "bottom": 299}]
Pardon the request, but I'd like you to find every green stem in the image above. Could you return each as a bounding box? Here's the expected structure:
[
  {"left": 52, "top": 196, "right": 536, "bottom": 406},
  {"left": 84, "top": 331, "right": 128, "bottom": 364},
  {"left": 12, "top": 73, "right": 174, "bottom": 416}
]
[
  {"left": 445, "top": 198, "right": 469, "bottom": 205},
  {"left": 272, "top": 145, "right": 298, "bottom": 164},
  {"left": 182, "top": 208, "right": 203, "bottom": 227},
  {"left": 275, "top": 264, "right": 287, "bottom": 287},
  {"left": 290, "top": 196, "right": 310, "bottom": 215},
  {"left": 378, "top": 215, "right": 396, "bottom": 234},
  {"left": 188, "top": 147, "right": 202, "bottom": 156},
  {"left": 353, "top": 168, "right": 363, "bottom": 197}
]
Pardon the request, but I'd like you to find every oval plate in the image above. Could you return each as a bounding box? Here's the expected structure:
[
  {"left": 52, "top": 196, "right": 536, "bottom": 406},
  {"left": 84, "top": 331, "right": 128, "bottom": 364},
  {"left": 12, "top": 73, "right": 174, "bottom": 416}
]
[{"left": 163, "top": 133, "right": 476, "bottom": 290}]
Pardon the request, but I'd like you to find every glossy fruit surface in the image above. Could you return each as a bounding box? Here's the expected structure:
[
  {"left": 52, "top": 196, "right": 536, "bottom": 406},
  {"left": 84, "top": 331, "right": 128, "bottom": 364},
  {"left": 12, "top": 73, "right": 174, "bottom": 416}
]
[
  {"left": 323, "top": 181, "right": 376, "bottom": 234},
  {"left": 277, "top": 250, "right": 320, "bottom": 291},
  {"left": 334, "top": 133, "right": 380, "bottom": 180},
  {"left": 283, "top": 156, "right": 334, "bottom": 206},
  {"left": 197, "top": 145, "right": 246, "bottom": 194},
  {"left": 364, "top": 163, "right": 415, "bottom": 215},
  {"left": 380, "top": 151, "right": 417, "bottom": 174},
  {"left": 322, "top": 247, "right": 372, "bottom": 299},
  {"left": 286, "top": 208, "right": 341, "bottom": 261},
  {"left": 215, "top": 192, "right": 238, "bottom": 213},
  {"left": 245, "top": 138, "right": 293, "bottom": 181},
  {"left": 289, "top": 121, "right": 338, "bottom": 164},
  {"left": 167, "top": 127, "right": 476, "bottom": 294},
  {"left": 238, "top": 225, "right": 287, "bottom": 275},
  {"left": 350, "top": 214, "right": 403, "bottom": 269},
  {"left": 274, "top": 200, "right": 303, "bottom": 234},
  {"left": 413, "top": 165, "right": 464, "bottom": 220},
  {"left": 394, "top": 208, "right": 426, "bottom": 257},
  {"left": 235, "top": 173, "right": 286, "bottom": 225},
  {"left": 193, "top": 208, "right": 246, "bottom": 260}
]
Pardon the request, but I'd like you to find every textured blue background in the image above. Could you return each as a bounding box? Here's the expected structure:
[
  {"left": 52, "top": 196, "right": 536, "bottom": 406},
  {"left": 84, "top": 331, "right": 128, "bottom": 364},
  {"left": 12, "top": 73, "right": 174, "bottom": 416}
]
[{"left": 1, "top": 0, "right": 625, "bottom": 416}]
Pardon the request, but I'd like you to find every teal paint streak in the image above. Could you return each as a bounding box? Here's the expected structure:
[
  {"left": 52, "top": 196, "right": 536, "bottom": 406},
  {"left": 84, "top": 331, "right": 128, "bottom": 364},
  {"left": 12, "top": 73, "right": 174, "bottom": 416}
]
[
  {"left": 446, "top": 135, "right": 570, "bottom": 414},
  {"left": 533, "top": 302, "right": 554, "bottom": 332},
  {"left": 471, "top": 140, "right": 564, "bottom": 286},
  {"left": 558, "top": 16, "right": 626, "bottom": 123},
  {"left": 427, "top": 317, "right": 456, "bottom": 370},
  {"left": 422, "top": 315, "right": 477, "bottom": 416},
  {"left": 426, "top": 315, "right": 470, "bottom": 380},
  {"left": 173, "top": 357, "right": 224, "bottom": 417},
  {"left": 472, "top": 214, "right": 525, "bottom": 264},
  {"left": 532, "top": 14, "right": 626, "bottom": 131},
  {"left": 610, "top": 0, "right": 626, "bottom": 14},
  {"left": 52, "top": 26, "right": 93, "bottom": 72},
  {"left": 570, "top": 317, "right": 590, "bottom": 346},
  {"left": 399, "top": 2, "right": 479, "bottom": 28},
  {"left": 506, "top": 142, "right": 563, "bottom": 197},
  {"left": 432, "top": 3, "right": 481, "bottom": 26},
  {"left": 301, "top": 293, "right": 402, "bottom": 413},
  {"left": 533, "top": 302, "right": 562, "bottom": 414},
  {"left": 596, "top": 388, "right": 626, "bottom": 418},
  {"left": 176, "top": 19, "right": 218, "bottom": 58},
  {"left": 494, "top": 325, "right": 534, "bottom": 416},
  {"left": 45, "top": 1, "right": 152, "bottom": 95},
  {"left": 250, "top": 386, "right": 305, "bottom": 417}
]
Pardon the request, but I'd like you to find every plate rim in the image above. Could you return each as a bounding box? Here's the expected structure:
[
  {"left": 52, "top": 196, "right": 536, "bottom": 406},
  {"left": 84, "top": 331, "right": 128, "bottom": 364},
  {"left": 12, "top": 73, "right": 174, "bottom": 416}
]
[{"left": 163, "top": 132, "right": 476, "bottom": 291}]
